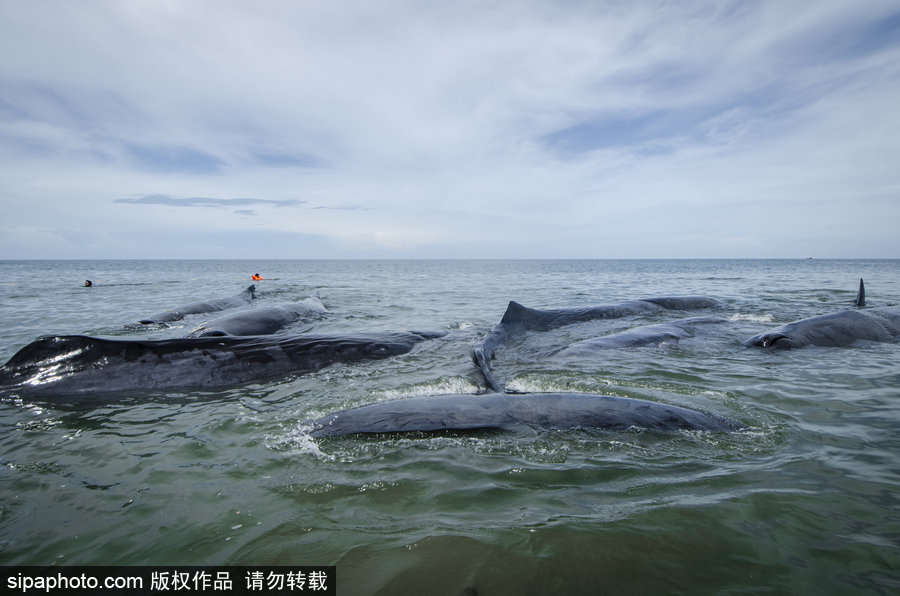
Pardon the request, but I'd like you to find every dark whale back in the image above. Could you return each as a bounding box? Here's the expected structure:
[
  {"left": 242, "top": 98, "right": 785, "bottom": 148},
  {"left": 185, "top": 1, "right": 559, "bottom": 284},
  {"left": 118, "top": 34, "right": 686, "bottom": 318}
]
[
  {"left": 308, "top": 392, "right": 742, "bottom": 437},
  {"left": 187, "top": 297, "right": 327, "bottom": 337},
  {"left": 744, "top": 306, "right": 900, "bottom": 349},
  {"left": 0, "top": 331, "right": 445, "bottom": 397},
  {"left": 472, "top": 296, "right": 722, "bottom": 392},
  {"left": 139, "top": 285, "right": 257, "bottom": 324},
  {"left": 557, "top": 316, "right": 730, "bottom": 353}
]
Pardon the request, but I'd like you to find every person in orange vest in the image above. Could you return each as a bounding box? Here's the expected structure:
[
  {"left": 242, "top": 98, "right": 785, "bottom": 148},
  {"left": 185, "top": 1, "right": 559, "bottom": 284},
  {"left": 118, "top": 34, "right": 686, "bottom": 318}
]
[{"left": 251, "top": 273, "right": 264, "bottom": 281}]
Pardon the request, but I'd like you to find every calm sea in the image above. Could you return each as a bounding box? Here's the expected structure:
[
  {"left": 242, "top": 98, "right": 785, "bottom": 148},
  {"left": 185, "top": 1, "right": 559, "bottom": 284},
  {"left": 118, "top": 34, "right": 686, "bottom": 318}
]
[{"left": 1, "top": 259, "right": 898, "bottom": 594}]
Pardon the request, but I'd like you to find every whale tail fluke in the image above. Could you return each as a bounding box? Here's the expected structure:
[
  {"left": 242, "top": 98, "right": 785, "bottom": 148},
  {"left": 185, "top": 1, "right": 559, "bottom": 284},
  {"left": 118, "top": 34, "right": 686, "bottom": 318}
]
[
  {"left": 855, "top": 278, "right": 865, "bottom": 308},
  {"left": 472, "top": 346, "right": 507, "bottom": 393}
]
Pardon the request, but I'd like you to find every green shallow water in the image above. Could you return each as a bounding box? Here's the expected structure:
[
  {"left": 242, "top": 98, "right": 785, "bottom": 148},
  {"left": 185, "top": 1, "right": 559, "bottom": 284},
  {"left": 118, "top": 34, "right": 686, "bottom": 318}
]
[{"left": 1, "top": 259, "right": 899, "bottom": 594}]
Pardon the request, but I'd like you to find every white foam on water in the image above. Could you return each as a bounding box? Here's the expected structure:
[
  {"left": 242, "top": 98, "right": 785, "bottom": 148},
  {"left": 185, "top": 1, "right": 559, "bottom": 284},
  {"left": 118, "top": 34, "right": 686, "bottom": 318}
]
[
  {"left": 265, "top": 421, "right": 333, "bottom": 460},
  {"left": 729, "top": 313, "right": 775, "bottom": 323},
  {"left": 376, "top": 376, "right": 481, "bottom": 399}
]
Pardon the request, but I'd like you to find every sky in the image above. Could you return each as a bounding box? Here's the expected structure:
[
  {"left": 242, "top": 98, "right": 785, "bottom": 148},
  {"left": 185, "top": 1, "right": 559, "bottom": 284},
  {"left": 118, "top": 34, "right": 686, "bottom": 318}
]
[{"left": 1, "top": 0, "right": 899, "bottom": 259}]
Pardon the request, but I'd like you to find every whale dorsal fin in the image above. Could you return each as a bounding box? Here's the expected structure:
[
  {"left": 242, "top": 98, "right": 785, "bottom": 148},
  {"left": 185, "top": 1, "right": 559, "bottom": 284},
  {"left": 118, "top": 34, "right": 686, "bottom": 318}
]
[
  {"left": 500, "top": 301, "right": 532, "bottom": 324},
  {"left": 855, "top": 278, "right": 865, "bottom": 308}
]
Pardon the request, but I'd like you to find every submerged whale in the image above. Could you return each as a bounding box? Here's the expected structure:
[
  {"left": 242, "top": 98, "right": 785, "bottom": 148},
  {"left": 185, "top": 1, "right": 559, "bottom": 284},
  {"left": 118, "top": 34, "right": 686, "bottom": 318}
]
[
  {"left": 187, "top": 297, "right": 327, "bottom": 337},
  {"left": 472, "top": 297, "right": 722, "bottom": 392},
  {"left": 307, "top": 392, "right": 742, "bottom": 437},
  {"left": 0, "top": 331, "right": 445, "bottom": 398},
  {"left": 744, "top": 305, "right": 900, "bottom": 349},
  {"left": 139, "top": 285, "right": 256, "bottom": 324},
  {"left": 556, "top": 316, "right": 730, "bottom": 355}
]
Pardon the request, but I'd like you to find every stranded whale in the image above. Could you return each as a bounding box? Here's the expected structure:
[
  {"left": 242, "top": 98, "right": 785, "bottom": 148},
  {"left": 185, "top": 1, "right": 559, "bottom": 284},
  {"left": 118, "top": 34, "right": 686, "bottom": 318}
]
[
  {"left": 0, "top": 331, "right": 445, "bottom": 398},
  {"left": 307, "top": 392, "right": 742, "bottom": 437},
  {"left": 139, "top": 285, "right": 256, "bottom": 324},
  {"left": 555, "top": 316, "right": 730, "bottom": 355},
  {"left": 472, "top": 297, "right": 722, "bottom": 392},
  {"left": 304, "top": 297, "right": 736, "bottom": 440},
  {"left": 187, "top": 297, "right": 327, "bottom": 337},
  {"left": 744, "top": 305, "right": 900, "bottom": 349}
]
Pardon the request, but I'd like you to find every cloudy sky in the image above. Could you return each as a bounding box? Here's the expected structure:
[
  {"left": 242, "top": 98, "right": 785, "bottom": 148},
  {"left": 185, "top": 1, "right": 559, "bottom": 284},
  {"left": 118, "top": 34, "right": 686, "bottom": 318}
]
[{"left": 1, "top": 0, "right": 899, "bottom": 259}]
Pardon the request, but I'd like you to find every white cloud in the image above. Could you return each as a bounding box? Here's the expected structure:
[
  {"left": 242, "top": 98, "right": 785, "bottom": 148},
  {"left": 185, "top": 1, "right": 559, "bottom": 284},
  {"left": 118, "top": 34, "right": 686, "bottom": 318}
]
[{"left": 1, "top": 0, "right": 898, "bottom": 258}]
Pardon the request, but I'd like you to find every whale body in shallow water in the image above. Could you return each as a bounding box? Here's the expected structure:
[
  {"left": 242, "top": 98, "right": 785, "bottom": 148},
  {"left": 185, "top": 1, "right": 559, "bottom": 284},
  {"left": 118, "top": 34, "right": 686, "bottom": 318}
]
[
  {"left": 472, "top": 297, "right": 722, "bottom": 392},
  {"left": 187, "top": 297, "right": 327, "bottom": 337},
  {"left": 139, "top": 285, "right": 256, "bottom": 324},
  {"left": 556, "top": 316, "right": 730, "bottom": 355},
  {"left": 0, "top": 331, "right": 445, "bottom": 398},
  {"left": 744, "top": 305, "right": 900, "bottom": 349},
  {"left": 308, "top": 392, "right": 742, "bottom": 437}
]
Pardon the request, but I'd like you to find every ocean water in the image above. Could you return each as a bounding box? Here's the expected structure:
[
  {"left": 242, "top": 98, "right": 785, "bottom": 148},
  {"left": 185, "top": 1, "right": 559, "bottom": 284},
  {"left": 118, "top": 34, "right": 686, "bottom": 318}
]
[{"left": 1, "top": 259, "right": 898, "bottom": 594}]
